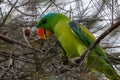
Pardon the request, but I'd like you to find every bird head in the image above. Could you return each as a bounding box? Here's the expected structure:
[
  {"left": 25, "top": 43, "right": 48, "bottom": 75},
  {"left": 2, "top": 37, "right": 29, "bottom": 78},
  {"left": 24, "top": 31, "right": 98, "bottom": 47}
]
[{"left": 36, "top": 13, "right": 70, "bottom": 40}]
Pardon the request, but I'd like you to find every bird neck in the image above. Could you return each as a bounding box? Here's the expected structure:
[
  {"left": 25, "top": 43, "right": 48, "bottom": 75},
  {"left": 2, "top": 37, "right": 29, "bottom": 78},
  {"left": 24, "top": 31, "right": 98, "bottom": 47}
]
[{"left": 49, "top": 14, "right": 71, "bottom": 32}]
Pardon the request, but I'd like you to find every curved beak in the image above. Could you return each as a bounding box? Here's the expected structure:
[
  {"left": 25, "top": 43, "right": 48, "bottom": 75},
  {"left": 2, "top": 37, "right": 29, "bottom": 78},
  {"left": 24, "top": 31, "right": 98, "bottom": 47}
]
[{"left": 37, "top": 28, "right": 52, "bottom": 40}]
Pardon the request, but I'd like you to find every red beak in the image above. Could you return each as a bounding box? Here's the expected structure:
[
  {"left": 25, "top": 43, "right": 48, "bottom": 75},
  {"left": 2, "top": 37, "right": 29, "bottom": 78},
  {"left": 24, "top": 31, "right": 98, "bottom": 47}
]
[{"left": 37, "top": 28, "right": 52, "bottom": 40}]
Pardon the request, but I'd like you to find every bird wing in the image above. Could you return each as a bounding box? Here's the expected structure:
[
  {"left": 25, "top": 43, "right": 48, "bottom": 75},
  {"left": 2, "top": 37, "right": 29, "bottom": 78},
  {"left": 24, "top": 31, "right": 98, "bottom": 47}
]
[{"left": 69, "top": 21, "right": 107, "bottom": 58}]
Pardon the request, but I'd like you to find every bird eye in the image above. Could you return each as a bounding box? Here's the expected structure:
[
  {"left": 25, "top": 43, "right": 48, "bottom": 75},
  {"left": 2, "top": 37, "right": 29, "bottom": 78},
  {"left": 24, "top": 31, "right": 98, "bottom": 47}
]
[{"left": 42, "top": 19, "right": 47, "bottom": 24}]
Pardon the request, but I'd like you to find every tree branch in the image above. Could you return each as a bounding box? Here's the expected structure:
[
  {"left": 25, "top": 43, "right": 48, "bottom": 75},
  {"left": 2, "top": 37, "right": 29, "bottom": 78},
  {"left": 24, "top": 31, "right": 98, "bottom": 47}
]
[
  {"left": 0, "top": 34, "right": 44, "bottom": 54},
  {"left": 0, "top": 0, "right": 18, "bottom": 27},
  {"left": 0, "top": 51, "right": 34, "bottom": 64},
  {"left": 7, "top": 0, "right": 38, "bottom": 17}
]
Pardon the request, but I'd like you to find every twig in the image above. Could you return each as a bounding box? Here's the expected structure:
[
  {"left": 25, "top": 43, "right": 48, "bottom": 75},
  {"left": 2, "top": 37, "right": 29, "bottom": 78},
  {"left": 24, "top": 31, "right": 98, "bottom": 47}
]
[
  {"left": 7, "top": 0, "right": 38, "bottom": 17},
  {"left": 41, "top": 1, "right": 53, "bottom": 15},
  {"left": 15, "top": 0, "right": 30, "bottom": 8},
  {"left": 50, "top": 0, "right": 73, "bottom": 13},
  {"left": 1, "top": 63, "right": 13, "bottom": 79},
  {"left": 108, "top": 54, "right": 120, "bottom": 65},
  {"left": 0, "top": 34, "right": 44, "bottom": 54},
  {"left": 103, "top": 45, "right": 120, "bottom": 49},
  {"left": 74, "top": 19, "right": 120, "bottom": 66},
  {"left": 0, "top": 51, "right": 34, "bottom": 64},
  {"left": 0, "top": 0, "right": 18, "bottom": 27},
  {"left": 0, "top": 7, "right": 4, "bottom": 20},
  {"left": 22, "top": 27, "right": 32, "bottom": 47}
]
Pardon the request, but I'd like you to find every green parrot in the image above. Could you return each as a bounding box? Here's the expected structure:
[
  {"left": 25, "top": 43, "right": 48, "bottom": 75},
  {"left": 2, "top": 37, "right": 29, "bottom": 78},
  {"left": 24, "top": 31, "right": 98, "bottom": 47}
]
[{"left": 36, "top": 13, "right": 120, "bottom": 80}]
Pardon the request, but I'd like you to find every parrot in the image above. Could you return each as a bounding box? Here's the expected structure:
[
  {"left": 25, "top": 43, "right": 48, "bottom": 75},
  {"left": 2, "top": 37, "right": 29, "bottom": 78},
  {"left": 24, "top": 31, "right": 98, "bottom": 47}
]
[{"left": 36, "top": 13, "right": 120, "bottom": 80}]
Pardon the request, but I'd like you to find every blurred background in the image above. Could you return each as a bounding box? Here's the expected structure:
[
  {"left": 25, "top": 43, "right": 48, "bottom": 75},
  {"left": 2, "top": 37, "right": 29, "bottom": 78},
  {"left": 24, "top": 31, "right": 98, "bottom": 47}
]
[{"left": 0, "top": 0, "right": 120, "bottom": 80}]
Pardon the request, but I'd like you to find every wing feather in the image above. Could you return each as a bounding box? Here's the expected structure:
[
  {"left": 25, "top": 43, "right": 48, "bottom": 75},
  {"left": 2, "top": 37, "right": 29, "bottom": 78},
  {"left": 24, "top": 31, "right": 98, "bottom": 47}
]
[{"left": 69, "top": 21, "right": 107, "bottom": 58}]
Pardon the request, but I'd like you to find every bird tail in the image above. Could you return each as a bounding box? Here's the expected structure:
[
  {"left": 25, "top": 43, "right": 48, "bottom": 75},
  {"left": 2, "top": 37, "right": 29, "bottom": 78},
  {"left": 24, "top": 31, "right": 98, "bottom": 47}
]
[
  {"left": 108, "top": 71, "right": 120, "bottom": 80},
  {"left": 101, "top": 64, "right": 120, "bottom": 80},
  {"left": 87, "top": 53, "right": 120, "bottom": 80}
]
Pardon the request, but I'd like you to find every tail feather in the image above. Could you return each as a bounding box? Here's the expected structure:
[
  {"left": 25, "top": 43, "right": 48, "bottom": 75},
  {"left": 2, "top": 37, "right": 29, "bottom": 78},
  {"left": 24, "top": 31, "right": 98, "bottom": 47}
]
[
  {"left": 107, "top": 71, "right": 120, "bottom": 80},
  {"left": 87, "top": 54, "right": 120, "bottom": 80}
]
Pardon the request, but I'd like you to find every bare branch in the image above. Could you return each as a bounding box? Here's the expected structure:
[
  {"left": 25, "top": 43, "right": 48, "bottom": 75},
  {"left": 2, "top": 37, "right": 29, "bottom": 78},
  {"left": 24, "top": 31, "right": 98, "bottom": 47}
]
[
  {"left": 0, "top": 51, "right": 34, "bottom": 64},
  {"left": 0, "top": 34, "right": 44, "bottom": 54},
  {"left": 0, "top": 0, "right": 18, "bottom": 27},
  {"left": 7, "top": 0, "right": 38, "bottom": 17},
  {"left": 50, "top": 0, "right": 73, "bottom": 13},
  {"left": 22, "top": 27, "right": 32, "bottom": 47}
]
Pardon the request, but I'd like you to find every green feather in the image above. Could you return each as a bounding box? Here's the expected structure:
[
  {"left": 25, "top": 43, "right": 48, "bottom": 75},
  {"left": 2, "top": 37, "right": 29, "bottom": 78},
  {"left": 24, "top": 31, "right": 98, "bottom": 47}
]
[{"left": 69, "top": 21, "right": 107, "bottom": 57}]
